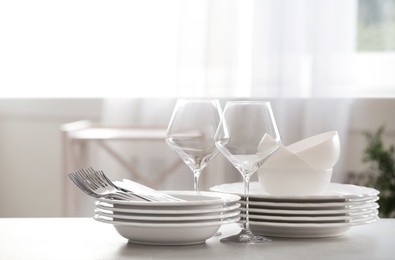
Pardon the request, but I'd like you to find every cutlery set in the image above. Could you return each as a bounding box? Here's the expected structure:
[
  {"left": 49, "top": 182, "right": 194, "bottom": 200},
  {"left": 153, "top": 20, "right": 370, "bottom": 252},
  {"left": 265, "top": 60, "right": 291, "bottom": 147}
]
[{"left": 68, "top": 167, "right": 183, "bottom": 202}]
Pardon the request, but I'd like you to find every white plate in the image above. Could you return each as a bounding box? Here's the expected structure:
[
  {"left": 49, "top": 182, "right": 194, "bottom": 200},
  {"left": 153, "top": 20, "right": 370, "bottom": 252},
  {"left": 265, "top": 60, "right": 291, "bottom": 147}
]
[
  {"left": 245, "top": 196, "right": 379, "bottom": 209},
  {"left": 240, "top": 202, "right": 379, "bottom": 216},
  {"left": 94, "top": 214, "right": 240, "bottom": 245},
  {"left": 210, "top": 182, "right": 379, "bottom": 202},
  {"left": 96, "top": 190, "right": 241, "bottom": 209},
  {"left": 243, "top": 210, "right": 378, "bottom": 222},
  {"left": 248, "top": 215, "right": 379, "bottom": 238},
  {"left": 95, "top": 201, "right": 240, "bottom": 215},
  {"left": 95, "top": 208, "right": 240, "bottom": 222}
]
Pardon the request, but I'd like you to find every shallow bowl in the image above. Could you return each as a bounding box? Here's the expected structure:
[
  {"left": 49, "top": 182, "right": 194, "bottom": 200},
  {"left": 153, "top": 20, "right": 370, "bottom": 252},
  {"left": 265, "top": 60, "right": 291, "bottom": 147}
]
[{"left": 94, "top": 214, "right": 239, "bottom": 245}]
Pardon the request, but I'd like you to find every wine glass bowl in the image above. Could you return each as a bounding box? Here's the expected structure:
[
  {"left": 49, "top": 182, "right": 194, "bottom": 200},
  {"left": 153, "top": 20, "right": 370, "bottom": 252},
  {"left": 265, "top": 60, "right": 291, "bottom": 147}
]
[
  {"left": 214, "top": 101, "right": 281, "bottom": 244},
  {"left": 165, "top": 99, "right": 222, "bottom": 193}
]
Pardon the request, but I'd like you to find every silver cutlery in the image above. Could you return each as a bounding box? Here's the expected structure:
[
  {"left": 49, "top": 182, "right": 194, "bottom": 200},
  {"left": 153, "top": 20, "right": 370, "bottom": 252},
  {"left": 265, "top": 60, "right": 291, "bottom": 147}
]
[
  {"left": 68, "top": 171, "right": 142, "bottom": 201},
  {"left": 68, "top": 167, "right": 185, "bottom": 202},
  {"left": 115, "top": 178, "right": 186, "bottom": 202},
  {"left": 69, "top": 168, "right": 146, "bottom": 201}
]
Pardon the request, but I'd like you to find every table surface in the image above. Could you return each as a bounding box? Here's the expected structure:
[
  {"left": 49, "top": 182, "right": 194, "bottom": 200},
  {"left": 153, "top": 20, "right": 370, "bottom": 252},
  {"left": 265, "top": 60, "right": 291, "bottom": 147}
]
[{"left": 0, "top": 218, "right": 393, "bottom": 260}]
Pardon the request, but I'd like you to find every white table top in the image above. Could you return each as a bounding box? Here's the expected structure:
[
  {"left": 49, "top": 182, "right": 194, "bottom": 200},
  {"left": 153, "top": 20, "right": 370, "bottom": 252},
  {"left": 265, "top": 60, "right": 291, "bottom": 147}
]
[
  {"left": 0, "top": 218, "right": 393, "bottom": 260},
  {"left": 68, "top": 127, "right": 167, "bottom": 140}
]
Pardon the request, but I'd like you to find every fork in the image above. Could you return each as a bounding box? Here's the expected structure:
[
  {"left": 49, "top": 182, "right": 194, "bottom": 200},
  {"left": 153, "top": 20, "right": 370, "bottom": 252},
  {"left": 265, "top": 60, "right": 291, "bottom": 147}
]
[
  {"left": 68, "top": 172, "right": 141, "bottom": 201},
  {"left": 70, "top": 167, "right": 186, "bottom": 202},
  {"left": 70, "top": 168, "right": 148, "bottom": 201},
  {"left": 76, "top": 167, "right": 175, "bottom": 202},
  {"left": 92, "top": 169, "right": 185, "bottom": 202}
]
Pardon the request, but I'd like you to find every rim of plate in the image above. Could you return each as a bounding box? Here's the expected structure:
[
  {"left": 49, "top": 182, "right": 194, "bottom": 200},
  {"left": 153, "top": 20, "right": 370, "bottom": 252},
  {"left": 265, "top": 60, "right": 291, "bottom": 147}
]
[
  {"left": 210, "top": 182, "right": 379, "bottom": 201},
  {"left": 246, "top": 208, "right": 379, "bottom": 218},
  {"left": 243, "top": 210, "right": 378, "bottom": 222},
  {"left": 96, "top": 190, "right": 241, "bottom": 206},
  {"left": 248, "top": 215, "right": 379, "bottom": 228},
  {"left": 93, "top": 214, "right": 240, "bottom": 227},
  {"left": 244, "top": 196, "right": 379, "bottom": 208},
  {"left": 95, "top": 202, "right": 241, "bottom": 214},
  {"left": 95, "top": 209, "right": 240, "bottom": 221},
  {"left": 240, "top": 202, "right": 379, "bottom": 215}
]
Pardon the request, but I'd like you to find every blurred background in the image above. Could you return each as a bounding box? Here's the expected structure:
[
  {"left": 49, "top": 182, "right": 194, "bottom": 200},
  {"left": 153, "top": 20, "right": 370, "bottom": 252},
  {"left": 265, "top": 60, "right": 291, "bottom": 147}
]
[{"left": 0, "top": 0, "right": 394, "bottom": 217}]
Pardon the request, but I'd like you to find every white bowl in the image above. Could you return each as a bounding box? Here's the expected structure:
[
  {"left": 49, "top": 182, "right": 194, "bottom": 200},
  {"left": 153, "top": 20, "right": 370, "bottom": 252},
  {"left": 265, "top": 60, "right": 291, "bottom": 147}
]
[
  {"left": 263, "top": 143, "right": 312, "bottom": 170},
  {"left": 257, "top": 168, "right": 333, "bottom": 196},
  {"left": 94, "top": 214, "right": 240, "bottom": 245},
  {"left": 287, "top": 131, "right": 340, "bottom": 170}
]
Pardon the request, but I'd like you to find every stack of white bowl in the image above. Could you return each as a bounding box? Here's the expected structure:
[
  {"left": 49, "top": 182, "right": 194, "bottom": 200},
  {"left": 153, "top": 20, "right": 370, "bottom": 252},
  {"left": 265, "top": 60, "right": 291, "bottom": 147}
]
[
  {"left": 211, "top": 182, "right": 379, "bottom": 238},
  {"left": 93, "top": 190, "right": 241, "bottom": 245},
  {"left": 258, "top": 131, "right": 341, "bottom": 196}
]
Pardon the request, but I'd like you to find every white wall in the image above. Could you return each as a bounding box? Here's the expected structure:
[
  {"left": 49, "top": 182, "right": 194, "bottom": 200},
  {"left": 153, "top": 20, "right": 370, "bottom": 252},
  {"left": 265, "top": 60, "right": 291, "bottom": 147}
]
[
  {"left": 0, "top": 98, "right": 394, "bottom": 217},
  {"left": 0, "top": 99, "right": 102, "bottom": 217}
]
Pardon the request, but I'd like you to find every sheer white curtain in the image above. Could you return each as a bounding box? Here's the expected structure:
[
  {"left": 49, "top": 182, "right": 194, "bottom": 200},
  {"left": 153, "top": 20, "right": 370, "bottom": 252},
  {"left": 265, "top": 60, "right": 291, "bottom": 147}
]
[
  {"left": 99, "top": 0, "right": 360, "bottom": 185},
  {"left": 251, "top": 0, "right": 358, "bottom": 97},
  {"left": 4, "top": 0, "right": 393, "bottom": 97},
  {"left": 0, "top": 0, "right": 360, "bottom": 97},
  {"left": 182, "top": 0, "right": 358, "bottom": 97}
]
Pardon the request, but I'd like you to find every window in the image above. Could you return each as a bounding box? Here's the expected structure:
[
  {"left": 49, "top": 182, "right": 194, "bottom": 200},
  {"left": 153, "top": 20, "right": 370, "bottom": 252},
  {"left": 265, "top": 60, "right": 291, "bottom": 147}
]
[
  {"left": 358, "top": 0, "right": 395, "bottom": 51},
  {"left": 354, "top": 0, "right": 395, "bottom": 97}
]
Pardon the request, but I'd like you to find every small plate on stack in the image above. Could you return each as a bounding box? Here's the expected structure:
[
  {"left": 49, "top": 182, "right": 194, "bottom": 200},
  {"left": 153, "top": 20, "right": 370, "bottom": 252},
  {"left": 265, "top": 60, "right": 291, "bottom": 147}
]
[
  {"left": 210, "top": 182, "right": 380, "bottom": 238},
  {"left": 93, "top": 190, "right": 241, "bottom": 245}
]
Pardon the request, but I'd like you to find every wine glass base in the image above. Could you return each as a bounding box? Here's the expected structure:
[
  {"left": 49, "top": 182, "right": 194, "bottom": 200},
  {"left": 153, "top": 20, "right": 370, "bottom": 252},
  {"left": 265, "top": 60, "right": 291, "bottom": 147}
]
[{"left": 220, "top": 229, "right": 271, "bottom": 244}]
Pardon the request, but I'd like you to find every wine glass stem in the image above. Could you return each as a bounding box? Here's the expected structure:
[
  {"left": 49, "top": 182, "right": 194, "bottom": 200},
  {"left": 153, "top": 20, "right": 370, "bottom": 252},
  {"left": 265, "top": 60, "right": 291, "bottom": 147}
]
[
  {"left": 243, "top": 174, "right": 251, "bottom": 231},
  {"left": 193, "top": 169, "right": 201, "bottom": 194}
]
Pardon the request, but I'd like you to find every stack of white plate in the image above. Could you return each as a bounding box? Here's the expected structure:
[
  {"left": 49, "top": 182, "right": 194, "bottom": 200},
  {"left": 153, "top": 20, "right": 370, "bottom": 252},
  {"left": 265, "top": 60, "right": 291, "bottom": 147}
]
[
  {"left": 210, "top": 182, "right": 380, "bottom": 238},
  {"left": 93, "top": 190, "right": 241, "bottom": 245}
]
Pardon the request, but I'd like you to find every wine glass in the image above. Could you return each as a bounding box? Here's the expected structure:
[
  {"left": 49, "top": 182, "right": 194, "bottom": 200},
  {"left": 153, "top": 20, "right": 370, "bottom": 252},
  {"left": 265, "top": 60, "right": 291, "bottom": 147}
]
[
  {"left": 214, "top": 101, "right": 281, "bottom": 244},
  {"left": 165, "top": 99, "right": 222, "bottom": 193}
]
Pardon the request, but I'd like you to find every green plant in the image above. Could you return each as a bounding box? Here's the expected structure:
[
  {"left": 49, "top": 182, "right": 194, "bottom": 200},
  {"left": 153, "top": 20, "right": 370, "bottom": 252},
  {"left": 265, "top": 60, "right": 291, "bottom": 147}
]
[{"left": 363, "top": 125, "right": 395, "bottom": 218}]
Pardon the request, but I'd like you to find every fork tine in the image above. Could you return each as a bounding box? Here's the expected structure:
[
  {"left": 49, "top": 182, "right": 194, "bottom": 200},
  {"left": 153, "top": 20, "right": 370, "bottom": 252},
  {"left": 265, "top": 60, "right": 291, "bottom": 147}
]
[
  {"left": 68, "top": 172, "right": 99, "bottom": 198},
  {"left": 86, "top": 169, "right": 118, "bottom": 197},
  {"left": 88, "top": 169, "right": 113, "bottom": 189},
  {"left": 78, "top": 168, "right": 107, "bottom": 192},
  {"left": 69, "top": 172, "right": 133, "bottom": 201},
  {"left": 86, "top": 167, "right": 117, "bottom": 193},
  {"left": 96, "top": 170, "right": 118, "bottom": 189},
  {"left": 68, "top": 173, "right": 87, "bottom": 192},
  {"left": 73, "top": 170, "right": 107, "bottom": 198},
  {"left": 78, "top": 168, "right": 101, "bottom": 189},
  {"left": 88, "top": 169, "right": 149, "bottom": 201},
  {"left": 71, "top": 172, "right": 99, "bottom": 195},
  {"left": 73, "top": 169, "right": 93, "bottom": 189}
]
